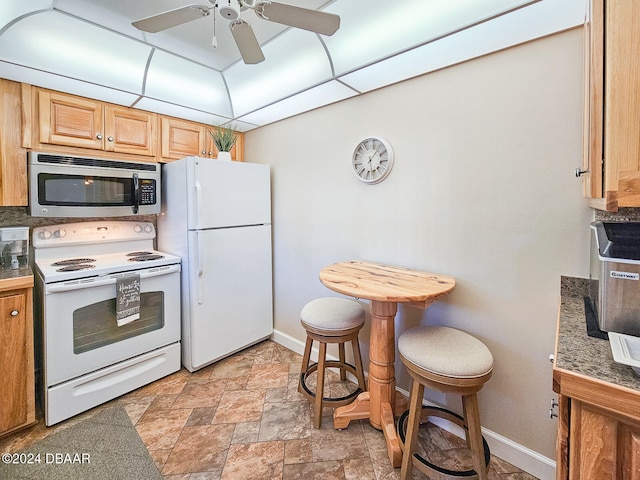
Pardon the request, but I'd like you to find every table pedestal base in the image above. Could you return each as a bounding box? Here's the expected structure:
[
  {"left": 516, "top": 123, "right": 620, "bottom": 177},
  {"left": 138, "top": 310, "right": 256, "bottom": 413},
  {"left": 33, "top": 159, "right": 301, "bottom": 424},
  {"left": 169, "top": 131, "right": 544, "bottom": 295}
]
[{"left": 334, "top": 390, "right": 408, "bottom": 467}]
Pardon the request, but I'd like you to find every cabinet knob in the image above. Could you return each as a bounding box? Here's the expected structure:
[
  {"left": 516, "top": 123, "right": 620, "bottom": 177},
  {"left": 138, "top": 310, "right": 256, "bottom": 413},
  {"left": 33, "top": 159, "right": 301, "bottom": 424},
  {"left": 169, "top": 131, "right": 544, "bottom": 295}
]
[
  {"left": 108, "top": 136, "right": 114, "bottom": 142},
  {"left": 96, "top": 134, "right": 103, "bottom": 140},
  {"left": 10, "top": 310, "right": 18, "bottom": 316},
  {"left": 575, "top": 168, "right": 589, "bottom": 177},
  {"left": 201, "top": 150, "right": 206, "bottom": 155}
]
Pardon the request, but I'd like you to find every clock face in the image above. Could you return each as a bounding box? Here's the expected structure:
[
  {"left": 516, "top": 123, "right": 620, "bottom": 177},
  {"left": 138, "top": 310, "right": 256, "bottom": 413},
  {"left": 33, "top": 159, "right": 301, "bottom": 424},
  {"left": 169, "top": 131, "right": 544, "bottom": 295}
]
[{"left": 352, "top": 137, "right": 394, "bottom": 184}]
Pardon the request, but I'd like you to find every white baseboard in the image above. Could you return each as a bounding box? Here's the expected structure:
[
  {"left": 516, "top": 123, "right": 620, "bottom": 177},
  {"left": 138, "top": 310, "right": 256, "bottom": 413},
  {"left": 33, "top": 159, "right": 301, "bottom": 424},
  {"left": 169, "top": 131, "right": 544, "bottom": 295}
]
[{"left": 271, "top": 329, "right": 556, "bottom": 480}]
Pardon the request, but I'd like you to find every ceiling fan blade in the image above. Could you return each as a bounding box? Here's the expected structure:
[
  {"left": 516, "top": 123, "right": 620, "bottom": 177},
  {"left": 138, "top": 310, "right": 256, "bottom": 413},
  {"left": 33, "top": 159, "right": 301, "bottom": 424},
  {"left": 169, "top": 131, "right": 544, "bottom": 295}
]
[
  {"left": 132, "top": 5, "right": 211, "bottom": 33},
  {"left": 256, "top": 2, "right": 340, "bottom": 36},
  {"left": 229, "top": 19, "right": 265, "bottom": 64}
]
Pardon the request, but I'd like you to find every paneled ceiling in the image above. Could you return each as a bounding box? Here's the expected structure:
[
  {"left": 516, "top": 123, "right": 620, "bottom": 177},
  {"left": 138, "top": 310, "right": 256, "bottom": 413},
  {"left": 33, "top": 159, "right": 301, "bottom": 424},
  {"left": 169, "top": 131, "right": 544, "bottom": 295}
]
[{"left": 0, "top": 0, "right": 584, "bottom": 131}]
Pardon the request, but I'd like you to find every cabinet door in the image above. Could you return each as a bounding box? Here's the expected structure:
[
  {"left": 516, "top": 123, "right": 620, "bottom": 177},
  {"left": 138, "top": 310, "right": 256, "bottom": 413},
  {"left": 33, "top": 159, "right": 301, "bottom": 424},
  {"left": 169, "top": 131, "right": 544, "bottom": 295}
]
[
  {"left": 604, "top": 0, "right": 640, "bottom": 208},
  {"left": 105, "top": 106, "right": 157, "bottom": 156},
  {"left": 0, "top": 79, "right": 27, "bottom": 206},
  {"left": 161, "top": 117, "right": 206, "bottom": 160},
  {"left": 0, "top": 292, "right": 29, "bottom": 433},
  {"left": 581, "top": 0, "right": 604, "bottom": 202},
  {"left": 569, "top": 401, "right": 640, "bottom": 480},
  {"left": 38, "top": 90, "right": 104, "bottom": 149}
]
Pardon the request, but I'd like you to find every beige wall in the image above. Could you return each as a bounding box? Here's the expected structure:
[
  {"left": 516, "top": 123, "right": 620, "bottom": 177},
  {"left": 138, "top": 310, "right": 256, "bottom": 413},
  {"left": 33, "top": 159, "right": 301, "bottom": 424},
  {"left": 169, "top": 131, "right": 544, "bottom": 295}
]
[{"left": 246, "top": 28, "right": 592, "bottom": 476}]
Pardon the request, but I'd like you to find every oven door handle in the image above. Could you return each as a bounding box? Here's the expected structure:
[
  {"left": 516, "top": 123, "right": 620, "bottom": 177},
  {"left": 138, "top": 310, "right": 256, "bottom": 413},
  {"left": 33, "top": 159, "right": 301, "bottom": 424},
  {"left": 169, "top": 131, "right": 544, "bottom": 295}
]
[{"left": 45, "top": 264, "right": 181, "bottom": 293}]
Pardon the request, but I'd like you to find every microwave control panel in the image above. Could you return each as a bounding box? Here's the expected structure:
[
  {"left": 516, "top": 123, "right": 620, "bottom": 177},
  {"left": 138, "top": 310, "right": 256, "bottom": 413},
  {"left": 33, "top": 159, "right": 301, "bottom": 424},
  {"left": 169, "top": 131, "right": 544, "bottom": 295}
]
[{"left": 139, "top": 179, "right": 157, "bottom": 205}]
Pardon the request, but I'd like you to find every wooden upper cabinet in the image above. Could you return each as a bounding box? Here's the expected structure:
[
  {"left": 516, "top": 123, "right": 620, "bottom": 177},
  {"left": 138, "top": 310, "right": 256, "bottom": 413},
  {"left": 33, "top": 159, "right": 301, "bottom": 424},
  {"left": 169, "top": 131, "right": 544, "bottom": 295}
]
[
  {"left": 161, "top": 116, "right": 244, "bottom": 162},
  {"left": 0, "top": 79, "right": 27, "bottom": 206},
  {"left": 38, "top": 90, "right": 103, "bottom": 149},
  {"left": 581, "top": 0, "right": 640, "bottom": 211},
  {"left": 105, "top": 106, "right": 156, "bottom": 156},
  {"left": 37, "top": 89, "right": 157, "bottom": 156},
  {"left": 161, "top": 117, "right": 206, "bottom": 160}
]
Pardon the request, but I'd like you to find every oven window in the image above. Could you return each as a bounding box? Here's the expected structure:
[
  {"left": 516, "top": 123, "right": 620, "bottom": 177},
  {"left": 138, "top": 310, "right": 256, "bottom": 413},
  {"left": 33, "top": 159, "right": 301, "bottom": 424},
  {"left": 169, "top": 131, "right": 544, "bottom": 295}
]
[
  {"left": 73, "top": 292, "right": 164, "bottom": 354},
  {"left": 38, "top": 173, "right": 133, "bottom": 206}
]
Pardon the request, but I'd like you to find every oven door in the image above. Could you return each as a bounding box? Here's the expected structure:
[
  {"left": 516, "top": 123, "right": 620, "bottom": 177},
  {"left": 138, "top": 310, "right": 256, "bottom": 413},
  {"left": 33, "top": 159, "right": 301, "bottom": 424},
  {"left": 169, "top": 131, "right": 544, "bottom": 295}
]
[{"left": 42, "top": 264, "right": 180, "bottom": 386}]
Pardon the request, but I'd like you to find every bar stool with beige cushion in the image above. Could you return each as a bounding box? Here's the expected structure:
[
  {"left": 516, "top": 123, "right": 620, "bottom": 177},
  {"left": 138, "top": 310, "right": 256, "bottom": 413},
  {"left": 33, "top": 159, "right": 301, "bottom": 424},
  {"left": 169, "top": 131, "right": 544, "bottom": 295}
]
[
  {"left": 397, "top": 325, "right": 494, "bottom": 480},
  {"left": 298, "top": 297, "right": 367, "bottom": 429}
]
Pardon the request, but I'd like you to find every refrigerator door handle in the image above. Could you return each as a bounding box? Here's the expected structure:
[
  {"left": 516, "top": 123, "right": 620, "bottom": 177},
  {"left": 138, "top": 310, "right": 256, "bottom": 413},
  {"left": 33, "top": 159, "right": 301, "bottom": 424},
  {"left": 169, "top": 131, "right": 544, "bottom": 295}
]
[
  {"left": 195, "top": 230, "right": 204, "bottom": 304},
  {"left": 194, "top": 181, "right": 202, "bottom": 230}
]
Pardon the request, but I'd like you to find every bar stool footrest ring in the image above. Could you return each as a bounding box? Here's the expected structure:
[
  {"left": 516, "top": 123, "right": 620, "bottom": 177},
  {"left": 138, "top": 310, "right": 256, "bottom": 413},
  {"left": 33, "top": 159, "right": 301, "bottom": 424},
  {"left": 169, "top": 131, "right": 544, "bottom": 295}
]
[
  {"left": 299, "top": 361, "right": 362, "bottom": 405},
  {"left": 397, "top": 406, "right": 490, "bottom": 478}
]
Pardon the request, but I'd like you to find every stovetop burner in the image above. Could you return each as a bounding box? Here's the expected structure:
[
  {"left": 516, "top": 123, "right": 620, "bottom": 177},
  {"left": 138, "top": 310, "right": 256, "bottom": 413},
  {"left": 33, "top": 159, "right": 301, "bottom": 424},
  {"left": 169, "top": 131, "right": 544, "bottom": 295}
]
[
  {"left": 56, "top": 264, "right": 97, "bottom": 272},
  {"left": 128, "top": 254, "right": 165, "bottom": 262},
  {"left": 126, "top": 251, "right": 154, "bottom": 256},
  {"left": 52, "top": 258, "right": 97, "bottom": 266}
]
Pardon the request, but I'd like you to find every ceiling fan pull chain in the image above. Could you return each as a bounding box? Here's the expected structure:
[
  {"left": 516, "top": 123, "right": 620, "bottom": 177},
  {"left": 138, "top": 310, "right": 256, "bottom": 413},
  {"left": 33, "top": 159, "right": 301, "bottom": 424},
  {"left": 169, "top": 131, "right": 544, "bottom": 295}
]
[{"left": 212, "top": 7, "right": 218, "bottom": 48}]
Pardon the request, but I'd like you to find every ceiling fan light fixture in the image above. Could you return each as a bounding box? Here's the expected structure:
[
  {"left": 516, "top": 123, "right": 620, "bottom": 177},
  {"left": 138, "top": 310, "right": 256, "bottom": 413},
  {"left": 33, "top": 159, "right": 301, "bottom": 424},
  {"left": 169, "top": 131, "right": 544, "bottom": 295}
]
[{"left": 218, "top": 0, "right": 240, "bottom": 20}]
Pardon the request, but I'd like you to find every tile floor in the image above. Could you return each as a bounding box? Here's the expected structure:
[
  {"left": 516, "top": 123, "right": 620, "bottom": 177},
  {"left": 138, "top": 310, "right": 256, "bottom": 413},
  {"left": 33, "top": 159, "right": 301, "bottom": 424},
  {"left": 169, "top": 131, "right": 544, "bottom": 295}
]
[{"left": 1, "top": 340, "right": 537, "bottom": 479}]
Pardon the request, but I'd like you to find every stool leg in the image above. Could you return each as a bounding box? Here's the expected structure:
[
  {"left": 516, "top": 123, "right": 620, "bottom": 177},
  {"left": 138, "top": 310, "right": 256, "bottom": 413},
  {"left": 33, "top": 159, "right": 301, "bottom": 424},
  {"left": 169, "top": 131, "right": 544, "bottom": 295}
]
[
  {"left": 298, "top": 336, "right": 314, "bottom": 395},
  {"left": 400, "top": 378, "right": 424, "bottom": 480},
  {"left": 462, "top": 393, "right": 488, "bottom": 480},
  {"left": 351, "top": 335, "right": 366, "bottom": 391},
  {"left": 338, "top": 342, "right": 347, "bottom": 381},
  {"left": 314, "top": 342, "right": 327, "bottom": 429}
]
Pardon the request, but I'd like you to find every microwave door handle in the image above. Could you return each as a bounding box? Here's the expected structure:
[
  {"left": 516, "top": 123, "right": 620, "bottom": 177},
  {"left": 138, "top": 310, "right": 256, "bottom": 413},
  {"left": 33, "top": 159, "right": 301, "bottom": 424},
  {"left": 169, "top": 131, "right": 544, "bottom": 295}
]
[{"left": 132, "top": 173, "right": 140, "bottom": 214}]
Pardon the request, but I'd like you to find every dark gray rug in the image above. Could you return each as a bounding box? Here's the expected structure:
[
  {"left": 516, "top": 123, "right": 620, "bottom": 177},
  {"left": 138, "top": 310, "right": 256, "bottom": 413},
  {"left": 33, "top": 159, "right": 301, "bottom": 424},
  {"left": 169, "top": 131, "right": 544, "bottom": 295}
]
[{"left": 0, "top": 406, "right": 161, "bottom": 480}]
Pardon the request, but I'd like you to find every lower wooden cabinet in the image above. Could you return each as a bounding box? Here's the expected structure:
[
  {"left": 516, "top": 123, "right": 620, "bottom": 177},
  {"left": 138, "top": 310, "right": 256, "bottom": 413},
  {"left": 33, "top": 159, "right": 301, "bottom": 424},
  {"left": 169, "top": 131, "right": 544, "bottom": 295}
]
[
  {"left": 0, "top": 276, "right": 35, "bottom": 437},
  {"left": 557, "top": 396, "right": 640, "bottom": 479}
]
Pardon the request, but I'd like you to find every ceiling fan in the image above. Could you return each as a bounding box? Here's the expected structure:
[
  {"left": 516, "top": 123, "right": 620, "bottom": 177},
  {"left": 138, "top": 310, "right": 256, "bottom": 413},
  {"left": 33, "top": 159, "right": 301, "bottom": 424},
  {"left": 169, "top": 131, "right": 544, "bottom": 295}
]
[{"left": 132, "top": 0, "right": 340, "bottom": 65}]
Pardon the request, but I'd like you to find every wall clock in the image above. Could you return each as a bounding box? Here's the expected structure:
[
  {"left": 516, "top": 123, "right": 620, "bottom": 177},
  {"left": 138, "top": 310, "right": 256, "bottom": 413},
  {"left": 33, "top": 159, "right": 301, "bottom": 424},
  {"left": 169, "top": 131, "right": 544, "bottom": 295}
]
[{"left": 352, "top": 137, "right": 394, "bottom": 184}]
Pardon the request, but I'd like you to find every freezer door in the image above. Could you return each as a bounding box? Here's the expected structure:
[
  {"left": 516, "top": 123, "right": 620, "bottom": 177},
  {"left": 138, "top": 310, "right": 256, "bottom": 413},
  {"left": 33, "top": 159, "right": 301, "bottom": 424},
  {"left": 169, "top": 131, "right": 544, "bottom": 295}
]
[
  {"left": 187, "top": 159, "right": 271, "bottom": 229},
  {"left": 186, "top": 225, "right": 273, "bottom": 370}
]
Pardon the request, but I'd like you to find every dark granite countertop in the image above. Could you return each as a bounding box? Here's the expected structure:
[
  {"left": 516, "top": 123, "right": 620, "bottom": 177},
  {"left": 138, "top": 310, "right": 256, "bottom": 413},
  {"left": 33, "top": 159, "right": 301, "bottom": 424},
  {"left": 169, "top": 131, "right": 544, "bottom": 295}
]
[
  {"left": 0, "top": 266, "right": 34, "bottom": 289},
  {"left": 556, "top": 276, "right": 640, "bottom": 392}
]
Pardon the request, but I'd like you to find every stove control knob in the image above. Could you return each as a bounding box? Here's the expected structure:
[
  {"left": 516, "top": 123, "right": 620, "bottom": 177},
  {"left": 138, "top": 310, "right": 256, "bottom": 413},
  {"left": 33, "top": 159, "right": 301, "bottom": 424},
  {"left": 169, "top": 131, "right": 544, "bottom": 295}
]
[
  {"left": 38, "top": 230, "right": 52, "bottom": 240},
  {"left": 144, "top": 224, "right": 153, "bottom": 233},
  {"left": 134, "top": 224, "right": 143, "bottom": 233},
  {"left": 53, "top": 229, "right": 67, "bottom": 238}
]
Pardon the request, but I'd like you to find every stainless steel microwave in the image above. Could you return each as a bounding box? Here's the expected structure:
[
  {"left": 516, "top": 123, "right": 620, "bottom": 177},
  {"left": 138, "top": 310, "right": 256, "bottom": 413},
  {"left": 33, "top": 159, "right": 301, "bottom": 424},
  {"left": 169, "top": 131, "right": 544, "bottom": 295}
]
[{"left": 28, "top": 152, "right": 161, "bottom": 217}]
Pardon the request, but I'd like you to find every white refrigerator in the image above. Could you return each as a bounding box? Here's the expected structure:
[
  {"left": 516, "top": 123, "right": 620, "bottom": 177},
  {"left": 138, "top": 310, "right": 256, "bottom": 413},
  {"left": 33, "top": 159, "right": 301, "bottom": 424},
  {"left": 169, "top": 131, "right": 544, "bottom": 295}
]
[{"left": 157, "top": 156, "right": 273, "bottom": 372}]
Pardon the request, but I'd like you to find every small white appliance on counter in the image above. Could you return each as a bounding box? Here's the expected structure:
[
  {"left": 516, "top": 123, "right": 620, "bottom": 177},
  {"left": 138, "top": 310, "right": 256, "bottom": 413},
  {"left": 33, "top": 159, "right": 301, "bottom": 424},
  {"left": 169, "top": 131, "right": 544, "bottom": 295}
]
[
  {"left": 158, "top": 157, "right": 273, "bottom": 372},
  {"left": 0, "top": 226, "right": 29, "bottom": 270},
  {"left": 33, "top": 221, "right": 181, "bottom": 425}
]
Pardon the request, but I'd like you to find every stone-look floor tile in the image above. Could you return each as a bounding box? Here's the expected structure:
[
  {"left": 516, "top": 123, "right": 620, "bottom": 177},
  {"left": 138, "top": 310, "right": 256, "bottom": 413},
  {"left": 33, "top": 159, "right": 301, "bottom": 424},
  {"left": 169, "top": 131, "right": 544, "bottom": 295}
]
[
  {"left": 284, "top": 438, "right": 313, "bottom": 465},
  {"left": 172, "top": 379, "right": 227, "bottom": 409},
  {"left": 231, "top": 422, "right": 261, "bottom": 444},
  {"left": 148, "top": 448, "right": 172, "bottom": 470},
  {"left": 311, "top": 417, "right": 368, "bottom": 462},
  {"left": 161, "top": 423, "right": 235, "bottom": 475},
  {"left": 258, "top": 401, "right": 311, "bottom": 441},
  {"left": 220, "top": 440, "right": 284, "bottom": 480},
  {"left": 212, "top": 389, "right": 266, "bottom": 424},
  {"left": 209, "top": 355, "right": 255, "bottom": 379},
  {"left": 265, "top": 386, "right": 288, "bottom": 403},
  {"left": 223, "top": 375, "right": 249, "bottom": 390},
  {"left": 118, "top": 395, "right": 155, "bottom": 424},
  {"left": 283, "top": 460, "right": 345, "bottom": 480},
  {"left": 342, "top": 458, "right": 377, "bottom": 480},
  {"left": 147, "top": 393, "right": 178, "bottom": 410},
  {"left": 135, "top": 408, "right": 192, "bottom": 450},
  {"left": 1, "top": 340, "right": 533, "bottom": 480},
  {"left": 185, "top": 407, "right": 217, "bottom": 426},
  {"left": 246, "top": 363, "right": 290, "bottom": 390}
]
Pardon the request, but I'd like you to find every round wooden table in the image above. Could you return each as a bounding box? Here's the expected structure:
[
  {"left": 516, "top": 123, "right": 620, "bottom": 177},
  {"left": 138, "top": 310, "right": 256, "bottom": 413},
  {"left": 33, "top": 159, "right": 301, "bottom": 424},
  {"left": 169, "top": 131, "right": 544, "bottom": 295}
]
[{"left": 319, "top": 260, "right": 455, "bottom": 467}]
